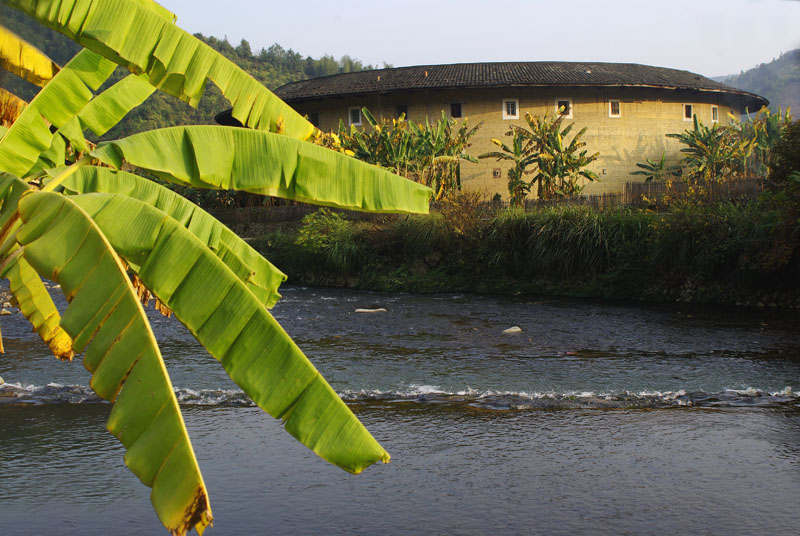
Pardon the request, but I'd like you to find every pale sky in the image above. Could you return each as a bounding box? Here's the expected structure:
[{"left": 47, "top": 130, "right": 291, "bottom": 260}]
[{"left": 158, "top": 0, "right": 800, "bottom": 78}]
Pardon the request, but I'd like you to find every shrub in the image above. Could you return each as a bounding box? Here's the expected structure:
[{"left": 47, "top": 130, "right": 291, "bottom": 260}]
[
  {"left": 296, "top": 208, "right": 368, "bottom": 274},
  {"left": 769, "top": 120, "right": 800, "bottom": 186}
]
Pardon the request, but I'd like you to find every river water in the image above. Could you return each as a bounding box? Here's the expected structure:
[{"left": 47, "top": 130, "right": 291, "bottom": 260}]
[{"left": 1, "top": 287, "right": 799, "bottom": 535}]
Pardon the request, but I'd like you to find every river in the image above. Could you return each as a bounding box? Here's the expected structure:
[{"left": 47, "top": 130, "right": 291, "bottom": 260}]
[{"left": 1, "top": 287, "right": 799, "bottom": 534}]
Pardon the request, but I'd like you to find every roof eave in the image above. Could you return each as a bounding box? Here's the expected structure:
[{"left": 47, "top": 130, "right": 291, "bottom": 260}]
[{"left": 277, "top": 83, "right": 768, "bottom": 110}]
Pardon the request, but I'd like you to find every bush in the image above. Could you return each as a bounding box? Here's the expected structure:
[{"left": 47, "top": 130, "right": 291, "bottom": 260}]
[
  {"left": 386, "top": 213, "right": 454, "bottom": 259},
  {"left": 770, "top": 120, "right": 800, "bottom": 186},
  {"left": 252, "top": 199, "right": 799, "bottom": 305},
  {"left": 295, "top": 208, "right": 369, "bottom": 274}
]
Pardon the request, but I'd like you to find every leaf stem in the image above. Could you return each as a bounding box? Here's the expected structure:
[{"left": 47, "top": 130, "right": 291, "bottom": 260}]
[{"left": 41, "top": 155, "right": 91, "bottom": 193}]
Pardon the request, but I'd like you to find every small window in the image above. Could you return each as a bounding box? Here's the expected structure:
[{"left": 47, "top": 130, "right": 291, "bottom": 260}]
[
  {"left": 502, "top": 98, "right": 519, "bottom": 120},
  {"left": 450, "top": 102, "right": 462, "bottom": 119},
  {"left": 609, "top": 100, "right": 621, "bottom": 118},
  {"left": 308, "top": 112, "right": 320, "bottom": 128},
  {"left": 683, "top": 104, "right": 693, "bottom": 121},
  {"left": 349, "top": 107, "right": 362, "bottom": 126},
  {"left": 711, "top": 105, "right": 719, "bottom": 123},
  {"left": 556, "top": 98, "right": 572, "bottom": 118},
  {"left": 396, "top": 104, "right": 408, "bottom": 119}
]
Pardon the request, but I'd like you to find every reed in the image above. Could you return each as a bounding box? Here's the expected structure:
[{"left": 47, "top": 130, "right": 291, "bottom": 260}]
[{"left": 252, "top": 198, "right": 799, "bottom": 305}]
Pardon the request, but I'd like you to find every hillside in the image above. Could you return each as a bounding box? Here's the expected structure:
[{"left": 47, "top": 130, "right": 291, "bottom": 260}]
[
  {"left": 0, "top": 5, "right": 382, "bottom": 138},
  {"left": 721, "top": 49, "right": 800, "bottom": 114}
]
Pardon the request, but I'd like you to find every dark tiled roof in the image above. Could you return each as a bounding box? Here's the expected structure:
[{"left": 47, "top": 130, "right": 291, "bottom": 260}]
[{"left": 274, "top": 62, "right": 767, "bottom": 109}]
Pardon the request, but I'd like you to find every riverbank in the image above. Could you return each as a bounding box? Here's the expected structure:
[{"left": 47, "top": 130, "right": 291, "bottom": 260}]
[{"left": 244, "top": 198, "right": 800, "bottom": 309}]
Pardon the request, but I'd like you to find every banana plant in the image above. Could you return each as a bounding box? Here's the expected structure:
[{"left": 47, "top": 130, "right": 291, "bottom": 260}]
[
  {"left": 484, "top": 111, "right": 598, "bottom": 203},
  {"left": 335, "top": 108, "right": 479, "bottom": 200},
  {"left": 630, "top": 152, "right": 680, "bottom": 182},
  {"left": 0, "top": 1, "right": 432, "bottom": 535},
  {"left": 666, "top": 115, "right": 753, "bottom": 184},
  {"left": 479, "top": 129, "right": 535, "bottom": 206},
  {"left": 730, "top": 107, "right": 792, "bottom": 176},
  {"left": 522, "top": 112, "right": 599, "bottom": 200}
]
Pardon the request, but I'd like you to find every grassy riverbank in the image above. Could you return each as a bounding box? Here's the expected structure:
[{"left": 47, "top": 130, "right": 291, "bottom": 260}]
[{"left": 248, "top": 197, "right": 800, "bottom": 308}]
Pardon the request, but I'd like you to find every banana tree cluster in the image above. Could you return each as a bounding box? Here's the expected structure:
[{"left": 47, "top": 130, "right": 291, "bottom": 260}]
[
  {"left": 328, "top": 108, "right": 480, "bottom": 201},
  {"left": 480, "top": 111, "right": 599, "bottom": 205},
  {"left": 731, "top": 107, "right": 792, "bottom": 176},
  {"left": 667, "top": 115, "right": 759, "bottom": 185},
  {"left": 664, "top": 109, "right": 792, "bottom": 186},
  {"left": 0, "top": 1, "right": 432, "bottom": 535}
]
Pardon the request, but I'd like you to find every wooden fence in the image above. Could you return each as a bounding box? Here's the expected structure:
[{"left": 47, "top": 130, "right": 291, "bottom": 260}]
[
  {"left": 622, "top": 176, "right": 763, "bottom": 206},
  {"left": 480, "top": 177, "right": 764, "bottom": 212}
]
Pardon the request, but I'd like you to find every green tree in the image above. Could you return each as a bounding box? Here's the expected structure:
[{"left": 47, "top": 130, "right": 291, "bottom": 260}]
[
  {"left": 0, "top": 1, "right": 431, "bottom": 534},
  {"left": 522, "top": 111, "right": 599, "bottom": 199},
  {"left": 479, "top": 130, "right": 536, "bottom": 206},
  {"left": 480, "top": 111, "right": 599, "bottom": 204},
  {"left": 630, "top": 152, "right": 679, "bottom": 182},
  {"left": 332, "top": 108, "right": 479, "bottom": 201},
  {"left": 666, "top": 115, "right": 752, "bottom": 183}
]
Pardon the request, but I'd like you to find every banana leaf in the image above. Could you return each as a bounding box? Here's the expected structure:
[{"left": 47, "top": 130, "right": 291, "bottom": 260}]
[
  {"left": 0, "top": 23, "right": 60, "bottom": 86},
  {"left": 1, "top": 252, "right": 74, "bottom": 359},
  {"left": 0, "top": 173, "right": 73, "bottom": 359},
  {"left": 77, "top": 73, "right": 156, "bottom": 136},
  {"left": 90, "top": 126, "right": 433, "bottom": 214},
  {"left": 60, "top": 165, "right": 286, "bottom": 307},
  {"left": 3, "top": 0, "right": 315, "bottom": 140},
  {"left": 14, "top": 190, "right": 212, "bottom": 536},
  {"left": 71, "top": 190, "right": 390, "bottom": 474},
  {"left": 0, "top": 48, "right": 116, "bottom": 177}
]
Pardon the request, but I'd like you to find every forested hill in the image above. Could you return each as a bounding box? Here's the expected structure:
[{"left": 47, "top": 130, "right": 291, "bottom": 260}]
[
  {"left": 0, "top": 4, "right": 383, "bottom": 138},
  {"left": 720, "top": 49, "right": 799, "bottom": 114}
]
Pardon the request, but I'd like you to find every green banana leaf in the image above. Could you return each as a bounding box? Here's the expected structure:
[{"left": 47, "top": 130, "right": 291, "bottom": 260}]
[
  {"left": 70, "top": 190, "right": 390, "bottom": 474},
  {"left": 47, "top": 72, "right": 156, "bottom": 154},
  {"left": 1, "top": 252, "right": 74, "bottom": 359},
  {"left": 60, "top": 165, "right": 286, "bottom": 307},
  {"left": 77, "top": 73, "right": 156, "bottom": 137},
  {"left": 0, "top": 23, "right": 60, "bottom": 86},
  {"left": 3, "top": 0, "right": 315, "bottom": 140},
  {"left": 14, "top": 190, "right": 212, "bottom": 536},
  {"left": 90, "top": 126, "right": 433, "bottom": 213},
  {"left": 0, "top": 174, "right": 73, "bottom": 359},
  {"left": 0, "top": 48, "right": 116, "bottom": 177}
]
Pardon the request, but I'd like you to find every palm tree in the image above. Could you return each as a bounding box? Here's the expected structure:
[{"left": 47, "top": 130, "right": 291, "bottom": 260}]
[{"left": 0, "top": 1, "right": 432, "bottom": 534}]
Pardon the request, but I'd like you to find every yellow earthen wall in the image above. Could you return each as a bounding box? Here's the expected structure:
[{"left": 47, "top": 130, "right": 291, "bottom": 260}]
[{"left": 292, "top": 87, "right": 738, "bottom": 199}]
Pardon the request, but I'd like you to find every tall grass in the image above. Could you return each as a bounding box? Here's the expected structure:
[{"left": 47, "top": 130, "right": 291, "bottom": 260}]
[{"left": 252, "top": 200, "right": 799, "bottom": 304}]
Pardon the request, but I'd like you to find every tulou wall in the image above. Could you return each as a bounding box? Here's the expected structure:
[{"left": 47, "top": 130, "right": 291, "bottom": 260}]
[{"left": 289, "top": 87, "right": 738, "bottom": 199}]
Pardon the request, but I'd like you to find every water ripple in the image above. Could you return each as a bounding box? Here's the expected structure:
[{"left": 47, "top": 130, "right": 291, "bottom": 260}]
[{"left": 2, "top": 382, "right": 795, "bottom": 410}]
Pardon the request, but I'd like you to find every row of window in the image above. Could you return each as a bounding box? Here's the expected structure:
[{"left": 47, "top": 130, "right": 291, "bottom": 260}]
[
  {"left": 326, "top": 101, "right": 721, "bottom": 128},
  {"left": 502, "top": 99, "right": 719, "bottom": 122}
]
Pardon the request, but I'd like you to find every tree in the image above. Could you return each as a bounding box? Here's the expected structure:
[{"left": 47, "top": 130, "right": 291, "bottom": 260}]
[
  {"left": 332, "top": 108, "right": 480, "bottom": 201},
  {"left": 522, "top": 111, "right": 599, "bottom": 200},
  {"left": 0, "top": 1, "right": 432, "bottom": 535},
  {"left": 480, "top": 111, "right": 599, "bottom": 204},
  {"left": 630, "top": 152, "right": 679, "bottom": 182},
  {"left": 666, "top": 115, "right": 752, "bottom": 184},
  {"left": 479, "top": 130, "right": 535, "bottom": 206}
]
